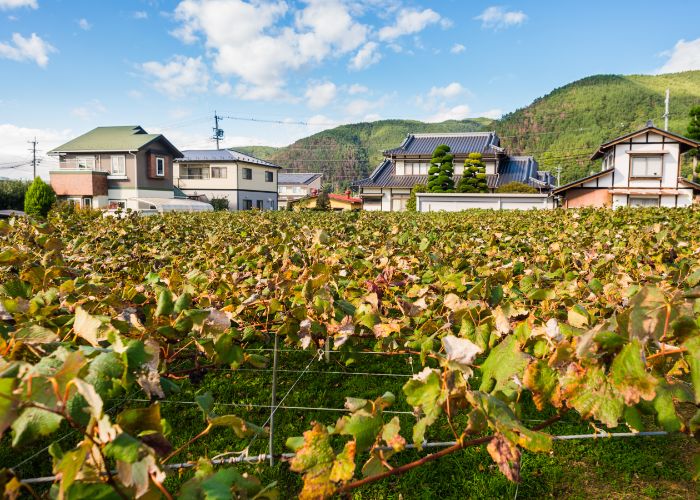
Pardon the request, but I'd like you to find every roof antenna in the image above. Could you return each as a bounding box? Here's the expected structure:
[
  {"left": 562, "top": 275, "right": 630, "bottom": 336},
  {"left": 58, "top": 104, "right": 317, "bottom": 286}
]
[{"left": 663, "top": 88, "right": 670, "bottom": 131}]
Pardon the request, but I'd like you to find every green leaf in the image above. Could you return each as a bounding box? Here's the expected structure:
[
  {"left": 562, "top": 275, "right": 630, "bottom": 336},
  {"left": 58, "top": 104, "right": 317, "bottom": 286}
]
[
  {"left": 403, "top": 368, "right": 444, "bottom": 446},
  {"left": 683, "top": 336, "right": 700, "bottom": 403},
  {"left": 195, "top": 392, "right": 214, "bottom": 417},
  {"left": 117, "top": 403, "right": 162, "bottom": 436},
  {"left": 652, "top": 380, "right": 692, "bottom": 432},
  {"left": 174, "top": 292, "right": 192, "bottom": 313},
  {"left": 561, "top": 365, "right": 623, "bottom": 428},
  {"left": 523, "top": 360, "right": 560, "bottom": 411},
  {"left": 0, "top": 378, "right": 17, "bottom": 437},
  {"left": 104, "top": 433, "right": 142, "bottom": 463},
  {"left": 588, "top": 278, "right": 604, "bottom": 294},
  {"left": 567, "top": 304, "right": 590, "bottom": 328},
  {"left": 336, "top": 412, "right": 382, "bottom": 453},
  {"left": 11, "top": 407, "right": 63, "bottom": 447},
  {"left": 609, "top": 338, "right": 657, "bottom": 405},
  {"left": 214, "top": 333, "right": 244, "bottom": 367},
  {"left": 156, "top": 288, "right": 174, "bottom": 317},
  {"left": 479, "top": 336, "right": 530, "bottom": 397},
  {"left": 625, "top": 286, "right": 667, "bottom": 342},
  {"left": 14, "top": 324, "right": 58, "bottom": 344},
  {"left": 209, "top": 415, "right": 260, "bottom": 438}
]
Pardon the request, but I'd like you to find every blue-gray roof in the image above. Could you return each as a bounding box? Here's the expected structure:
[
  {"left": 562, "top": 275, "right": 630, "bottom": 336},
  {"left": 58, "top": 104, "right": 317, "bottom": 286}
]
[
  {"left": 384, "top": 132, "right": 501, "bottom": 156},
  {"left": 177, "top": 149, "right": 280, "bottom": 168},
  {"left": 278, "top": 172, "right": 322, "bottom": 185}
]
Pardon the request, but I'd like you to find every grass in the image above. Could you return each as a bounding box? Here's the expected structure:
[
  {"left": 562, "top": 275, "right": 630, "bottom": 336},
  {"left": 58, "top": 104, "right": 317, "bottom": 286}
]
[{"left": 1, "top": 343, "right": 697, "bottom": 498}]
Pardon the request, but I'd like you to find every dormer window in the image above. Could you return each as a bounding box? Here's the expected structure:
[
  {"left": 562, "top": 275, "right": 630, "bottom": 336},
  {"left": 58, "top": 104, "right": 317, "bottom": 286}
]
[{"left": 630, "top": 155, "right": 662, "bottom": 178}]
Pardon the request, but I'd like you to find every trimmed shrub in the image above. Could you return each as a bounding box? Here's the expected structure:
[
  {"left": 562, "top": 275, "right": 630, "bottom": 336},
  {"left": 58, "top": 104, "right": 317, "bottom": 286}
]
[
  {"left": 495, "top": 181, "right": 539, "bottom": 193},
  {"left": 427, "top": 144, "right": 454, "bottom": 192},
  {"left": 23, "top": 177, "right": 56, "bottom": 217},
  {"left": 210, "top": 197, "right": 230, "bottom": 211},
  {"left": 407, "top": 184, "right": 427, "bottom": 211},
  {"left": 457, "top": 153, "right": 488, "bottom": 193}
]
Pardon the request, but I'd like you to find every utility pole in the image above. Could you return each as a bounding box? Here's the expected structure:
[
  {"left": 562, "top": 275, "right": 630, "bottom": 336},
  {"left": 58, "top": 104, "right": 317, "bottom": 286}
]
[
  {"left": 663, "top": 88, "right": 670, "bottom": 131},
  {"left": 212, "top": 111, "right": 224, "bottom": 150},
  {"left": 28, "top": 137, "right": 37, "bottom": 179},
  {"left": 556, "top": 165, "right": 562, "bottom": 187}
]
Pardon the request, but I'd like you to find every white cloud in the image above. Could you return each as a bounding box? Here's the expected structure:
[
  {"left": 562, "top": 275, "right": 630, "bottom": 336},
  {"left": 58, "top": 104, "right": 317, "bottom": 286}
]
[
  {"left": 0, "top": 0, "right": 37, "bottom": 10},
  {"left": 475, "top": 6, "right": 527, "bottom": 29},
  {"left": 428, "top": 82, "right": 465, "bottom": 99},
  {"left": 305, "top": 81, "right": 337, "bottom": 109},
  {"left": 133, "top": 10, "right": 148, "bottom": 19},
  {"left": 378, "top": 8, "right": 443, "bottom": 41},
  {"left": 656, "top": 38, "right": 700, "bottom": 74},
  {"left": 0, "top": 32, "right": 55, "bottom": 67},
  {"left": 427, "top": 104, "right": 472, "bottom": 123},
  {"left": 214, "top": 81, "right": 232, "bottom": 95},
  {"left": 141, "top": 55, "right": 209, "bottom": 98},
  {"left": 77, "top": 18, "right": 91, "bottom": 31},
  {"left": 477, "top": 108, "right": 503, "bottom": 119},
  {"left": 450, "top": 43, "right": 465, "bottom": 54},
  {"left": 363, "top": 113, "right": 381, "bottom": 122},
  {"left": 71, "top": 99, "right": 107, "bottom": 120},
  {"left": 349, "top": 41, "right": 381, "bottom": 70},
  {"left": 171, "top": 0, "right": 369, "bottom": 98},
  {"left": 0, "top": 123, "right": 73, "bottom": 180},
  {"left": 348, "top": 83, "right": 368, "bottom": 95},
  {"left": 127, "top": 89, "right": 143, "bottom": 99}
]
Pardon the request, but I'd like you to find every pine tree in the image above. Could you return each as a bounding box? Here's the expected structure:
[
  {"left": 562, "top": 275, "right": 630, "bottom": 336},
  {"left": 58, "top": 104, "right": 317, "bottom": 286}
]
[
  {"left": 23, "top": 177, "right": 56, "bottom": 217},
  {"left": 316, "top": 190, "right": 331, "bottom": 211},
  {"left": 427, "top": 144, "right": 455, "bottom": 192},
  {"left": 456, "top": 153, "right": 489, "bottom": 193},
  {"left": 687, "top": 106, "right": 700, "bottom": 179}
]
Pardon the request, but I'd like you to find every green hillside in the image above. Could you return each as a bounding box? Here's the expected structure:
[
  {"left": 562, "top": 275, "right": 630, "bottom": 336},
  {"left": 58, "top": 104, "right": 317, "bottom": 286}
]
[{"left": 236, "top": 71, "right": 700, "bottom": 187}]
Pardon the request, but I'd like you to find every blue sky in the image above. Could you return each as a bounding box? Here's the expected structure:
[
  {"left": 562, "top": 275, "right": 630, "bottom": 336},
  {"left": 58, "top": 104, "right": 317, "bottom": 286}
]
[{"left": 1, "top": 0, "right": 699, "bottom": 178}]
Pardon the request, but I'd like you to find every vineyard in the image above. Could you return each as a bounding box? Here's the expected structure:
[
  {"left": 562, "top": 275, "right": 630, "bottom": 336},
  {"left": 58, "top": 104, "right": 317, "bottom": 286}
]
[{"left": 1, "top": 208, "right": 699, "bottom": 498}]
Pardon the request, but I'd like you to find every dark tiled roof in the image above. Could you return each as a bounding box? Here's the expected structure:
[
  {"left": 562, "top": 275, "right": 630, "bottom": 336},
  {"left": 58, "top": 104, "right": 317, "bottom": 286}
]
[
  {"left": 355, "top": 155, "right": 553, "bottom": 190},
  {"left": 278, "top": 172, "right": 322, "bottom": 185},
  {"left": 384, "top": 132, "right": 500, "bottom": 156},
  {"left": 177, "top": 149, "right": 279, "bottom": 167}
]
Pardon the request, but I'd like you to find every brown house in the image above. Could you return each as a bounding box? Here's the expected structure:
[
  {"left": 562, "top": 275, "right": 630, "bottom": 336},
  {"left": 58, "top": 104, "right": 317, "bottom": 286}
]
[{"left": 49, "top": 126, "right": 210, "bottom": 212}]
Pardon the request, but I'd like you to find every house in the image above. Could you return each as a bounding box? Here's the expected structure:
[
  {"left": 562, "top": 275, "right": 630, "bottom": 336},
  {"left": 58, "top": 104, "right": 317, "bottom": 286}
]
[
  {"left": 174, "top": 149, "right": 281, "bottom": 210},
  {"left": 354, "top": 132, "right": 553, "bottom": 211},
  {"left": 278, "top": 172, "right": 323, "bottom": 209},
  {"left": 48, "top": 126, "right": 212, "bottom": 212},
  {"left": 554, "top": 121, "right": 700, "bottom": 208},
  {"left": 290, "top": 191, "right": 362, "bottom": 211}
]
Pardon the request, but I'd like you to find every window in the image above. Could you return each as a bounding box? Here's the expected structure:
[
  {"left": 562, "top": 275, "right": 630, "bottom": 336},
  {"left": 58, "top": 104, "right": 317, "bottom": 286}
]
[
  {"left": 110, "top": 155, "right": 125, "bottom": 176},
  {"left": 109, "top": 199, "right": 126, "bottom": 209},
  {"left": 629, "top": 197, "right": 659, "bottom": 207},
  {"left": 180, "top": 165, "right": 209, "bottom": 180},
  {"left": 242, "top": 167, "right": 252, "bottom": 180},
  {"left": 156, "top": 157, "right": 165, "bottom": 177},
  {"left": 243, "top": 199, "right": 253, "bottom": 210},
  {"left": 630, "top": 156, "right": 662, "bottom": 178},
  {"left": 265, "top": 171, "right": 274, "bottom": 182},
  {"left": 395, "top": 163, "right": 404, "bottom": 175},
  {"left": 392, "top": 197, "right": 408, "bottom": 212},
  {"left": 82, "top": 197, "right": 92, "bottom": 209},
  {"left": 256, "top": 200, "right": 264, "bottom": 210},
  {"left": 77, "top": 156, "right": 95, "bottom": 169},
  {"left": 211, "top": 166, "right": 227, "bottom": 179}
]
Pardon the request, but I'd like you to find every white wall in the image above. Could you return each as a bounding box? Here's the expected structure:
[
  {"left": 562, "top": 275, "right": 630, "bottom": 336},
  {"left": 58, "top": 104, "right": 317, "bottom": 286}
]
[{"left": 416, "top": 193, "right": 554, "bottom": 212}]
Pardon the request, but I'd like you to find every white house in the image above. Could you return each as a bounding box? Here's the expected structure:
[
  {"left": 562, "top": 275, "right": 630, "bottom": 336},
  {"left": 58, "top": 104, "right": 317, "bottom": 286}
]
[
  {"left": 354, "top": 132, "right": 553, "bottom": 211},
  {"left": 278, "top": 172, "right": 323, "bottom": 209},
  {"left": 174, "top": 149, "right": 281, "bottom": 210},
  {"left": 554, "top": 121, "right": 700, "bottom": 208}
]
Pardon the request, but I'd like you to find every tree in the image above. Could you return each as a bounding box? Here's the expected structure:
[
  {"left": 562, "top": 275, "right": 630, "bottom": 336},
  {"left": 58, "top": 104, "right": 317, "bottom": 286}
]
[
  {"left": 0, "top": 179, "right": 30, "bottom": 211},
  {"left": 427, "top": 144, "right": 455, "bottom": 192},
  {"left": 316, "top": 190, "right": 331, "bottom": 211},
  {"left": 24, "top": 177, "right": 56, "bottom": 217},
  {"left": 209, "top": 197, "right": 230, "bottom": 211},
  {"left": 495, "top": 181, "right": 539, "bottom": 193},
  {"left": 456, "top": 153, "right": 488, "bottom": 193},
  {"left": 687, "top": 106, "right": 700, "bottom": 179},
  {"left": 406, "top": 184, "right": 427, "bottom": 212}
]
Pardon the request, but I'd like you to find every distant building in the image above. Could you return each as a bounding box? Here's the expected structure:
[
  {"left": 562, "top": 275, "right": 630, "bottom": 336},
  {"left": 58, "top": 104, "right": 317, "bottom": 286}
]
[
  {"left": 290, "top": 191, "right": 362, "bottom": 211},
  {"left": 278, "top": 173, "right": 323, "bottom": 209},
  {"left": 174, "top": 149, "right": 281, "bottom": 210},
  {"left": 354, "top": 132, "right": 552, "bottom": 211},
  {"left": 48, "top": 126, "right": 211, "bottom": 212},
  {"left": 554, "top": 121, "right": 700, "bottom": 208}
]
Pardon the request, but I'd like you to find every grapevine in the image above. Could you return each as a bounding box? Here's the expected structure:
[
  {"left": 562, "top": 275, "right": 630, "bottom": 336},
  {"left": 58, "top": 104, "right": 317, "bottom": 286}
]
[{"left": 1, "top": 207, "right": 699, "bottom": 498}]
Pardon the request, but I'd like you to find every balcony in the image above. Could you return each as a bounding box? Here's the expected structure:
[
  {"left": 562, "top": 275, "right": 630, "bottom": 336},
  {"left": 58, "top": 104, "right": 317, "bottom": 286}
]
[{"left": 50, "top": 170, "right": 109, "bottom": 196}]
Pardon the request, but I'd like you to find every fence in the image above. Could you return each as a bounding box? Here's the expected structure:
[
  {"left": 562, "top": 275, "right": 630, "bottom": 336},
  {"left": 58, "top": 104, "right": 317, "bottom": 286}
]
[{"left": 13, "top": 339, "right": 673, "bottom": 486}]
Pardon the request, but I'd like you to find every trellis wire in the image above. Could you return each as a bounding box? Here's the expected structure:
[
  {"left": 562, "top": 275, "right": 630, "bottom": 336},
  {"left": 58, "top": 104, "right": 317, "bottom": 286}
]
[{"left": 18, "top": 431, "right": 671, "bottom": 485}]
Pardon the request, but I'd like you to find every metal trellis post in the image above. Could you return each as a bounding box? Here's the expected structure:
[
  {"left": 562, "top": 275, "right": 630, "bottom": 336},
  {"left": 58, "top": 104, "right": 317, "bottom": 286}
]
[{"left": 269, "top": 334, "right": 279, "bottom": 466}]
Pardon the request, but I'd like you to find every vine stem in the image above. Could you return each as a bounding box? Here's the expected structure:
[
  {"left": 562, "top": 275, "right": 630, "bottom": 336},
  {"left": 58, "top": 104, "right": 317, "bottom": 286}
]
[
  {"left": 335, "top": 411, "right": 565, "bottom": 495},
  {"left": 646, "top": 347, "right": 686, "bottom": 361},
  {"left": 162, "top": 423, "right": 213, "bottom": 464}
]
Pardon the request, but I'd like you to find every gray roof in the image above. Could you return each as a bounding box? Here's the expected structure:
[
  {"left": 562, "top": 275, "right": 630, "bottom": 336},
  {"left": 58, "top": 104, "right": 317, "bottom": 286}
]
[
  {"left": 355, "top": 156, "right": 553, "bottom": 190},
  {"left": 177, "top": 149, "right": 280, "bottom": 168},
  {"left": 278, "top": 172, "right": 322, "bottom": 185},
  {"left": 384, "top": 132, "right": 501, "bottom": 156}
]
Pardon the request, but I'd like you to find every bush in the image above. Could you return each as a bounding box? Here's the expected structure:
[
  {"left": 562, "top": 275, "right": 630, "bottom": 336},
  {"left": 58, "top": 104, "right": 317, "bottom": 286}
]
[
  {"left": 457, "top": 153, "right": 488, "bottom": 193},
  {"left": 0, "top": 179, "right": 30, "bottom": 211},
  {"left": 210, "top": 197, "right": 230, "bottom": 211},
  {"left": 407, "top": 184, "right": 427, "bottom": 211},
  {"left": 495, "top": 181, "right": 539, "bottom": 193},
  {"left": 427, "top": 144, "right": 455, "bottom": 192},
  {"left": 316, "top": 191, "right": 331, "bottom": 211},
  {"left": 23, "top": 177, "right": 56, "bottom": 217}
]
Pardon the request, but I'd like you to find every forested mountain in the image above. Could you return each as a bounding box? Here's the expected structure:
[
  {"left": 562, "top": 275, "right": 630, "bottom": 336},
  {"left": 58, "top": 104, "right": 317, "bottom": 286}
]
[{"left": 236, "top": 71, "right": 700, "bottom": 187}]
